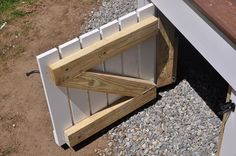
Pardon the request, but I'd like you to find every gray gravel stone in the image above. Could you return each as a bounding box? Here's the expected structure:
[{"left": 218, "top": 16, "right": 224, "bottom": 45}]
[
  {"left": 96, "top": 80, "right": 221, "bottom": 156},
  {"left": 81, "top": 0, "right": 137, "bottom": 33}
]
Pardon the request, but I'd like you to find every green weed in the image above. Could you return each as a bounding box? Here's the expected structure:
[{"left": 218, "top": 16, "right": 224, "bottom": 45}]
[
  {"left": 11, "top": 10, "right": 27, "bottom": 17},
  {"left": 0, "top": 0, "right": 36, "bottom": 20}
]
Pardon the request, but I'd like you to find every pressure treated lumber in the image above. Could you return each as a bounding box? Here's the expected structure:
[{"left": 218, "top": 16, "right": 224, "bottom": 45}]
[
  {"left": 64, "top": 87, "right": 156, "bottom": 147},
  {"left": 49, "top": 16, "right": 159, "bottom": 85},
  {"left": 61, "top": 72, "right": 156, "bottom": 97},
  {"left": 156, "top": 14, "right": 177, "bottom": 87}
]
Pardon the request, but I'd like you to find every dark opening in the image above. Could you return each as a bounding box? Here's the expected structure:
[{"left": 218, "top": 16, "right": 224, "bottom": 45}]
[{"left": 177, "top": 32, "right": 229, "bottom": 120}]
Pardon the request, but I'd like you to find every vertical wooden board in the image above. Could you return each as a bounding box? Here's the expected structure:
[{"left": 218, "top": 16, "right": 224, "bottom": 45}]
[
  {"left": 100, "top": 20, "right": 122, "bottom": 105},
  {"left": 59, "top": 38, "right": 90, "bottom": 124},
  {"left": 220, "top": 90, "right": 236, "bottom": 156},
  {"left": 138, "top": 0, "right": 145, "bottom": 8},
  {"left": 119, "top": 11, "right": 140, "bottom": 78},
  {"left": 58, "top": 38, "right": 81, "bottom": 56},
  {"left": 156, "top": 12, "right": 177, "bottom": 87},
  {"left": 137, "top": 3, "right": 156, "bottom": 82},
  {"left": 36, "top": 48, "right": 72, "bottom": 146},
  {"left": 137, "top": 3, "right": 155, "bottom": 22},
  {"left": 144, "top": 0, "right": 150, "bottom": 5},
  {"left": 80, "top": 29, "right": 107, "bottom": 114}
]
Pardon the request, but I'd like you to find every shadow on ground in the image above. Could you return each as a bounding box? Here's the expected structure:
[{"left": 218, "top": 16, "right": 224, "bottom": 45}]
[{"left": 176, "top": 32, "right": 228, "bottom": 120}]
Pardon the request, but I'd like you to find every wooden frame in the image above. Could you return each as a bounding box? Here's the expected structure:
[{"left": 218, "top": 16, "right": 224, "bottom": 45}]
[
  {"left": 156, "top": 12, "right": 178, "bottom": 87},
  {"left": 37, "top": 3, "right": 179, "bottom": 147},
  {"left": 48, "top": 16, "right": 159, "bottom": 147}
]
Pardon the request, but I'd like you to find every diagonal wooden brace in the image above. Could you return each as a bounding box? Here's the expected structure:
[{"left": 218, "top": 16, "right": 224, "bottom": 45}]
[{"left": 61, "top": 72, "right": 156, "bottom": 97}]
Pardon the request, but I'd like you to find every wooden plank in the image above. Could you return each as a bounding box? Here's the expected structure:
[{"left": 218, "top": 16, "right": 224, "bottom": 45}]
[
  {"left": 144, "top": 0, "right": 150, "bottom": 5},
  {"left": 217, "top": 86, "right": 232, "bottom": 156},
  {"left": 191, "top": 0, "right": 236, "bottom": 45},
  {"left": 119, "top": 11, "right": 140, "bottom": 78},
  {"left": 36, "top": 48, "right": 73, "bottom": 146},
  {"left": 62, "top": 72, "right": 156, "bottom": 97},
  {"left": 138, "top": 0, "right": 150, "bottom": 8},
  {"left": 80, "top": 29, "right": 107, "bottom": 114},
  {"left": 100, "top": 20, "right": 122, "bottom": 105},
  {"left": 49, "top": 16, "right": 159, "bottom": 85},
  {"left": 219, "top": 89, "right": 236, "bottom": 156},
  {"left": 156, "top": 13, "right": 176, "bottom": 87},
  {"left": 64, "top": 87, "right": 156, "bottom": 147},
  {"left": 137, "top": 3, "right": 156, "bottom": 82},
  {"left": 138, "top": 0, "right": 145, "bottom": 8},
  {"left": 59, "top": 38, "right": 90, "bottom": 124}
]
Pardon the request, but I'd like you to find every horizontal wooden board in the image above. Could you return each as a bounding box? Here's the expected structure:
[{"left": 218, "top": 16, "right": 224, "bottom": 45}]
[
  {"left": 62, "top": 72, "right": 156, "bottom": 97},
  {"left": 64, "top": 87, "right": 156, "bottom": 147},
  {"left": 49, "top": 16, "right": 159, "bottom": 85}
]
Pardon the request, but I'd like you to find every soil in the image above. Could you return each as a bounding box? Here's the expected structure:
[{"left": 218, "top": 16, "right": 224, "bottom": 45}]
[{"left": 0, "top": 0, "right": 108, "bottom": 155}]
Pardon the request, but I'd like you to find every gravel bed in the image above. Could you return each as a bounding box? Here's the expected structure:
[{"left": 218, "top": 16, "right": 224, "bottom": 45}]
[
  {"left": 81, "top": 0, "right": 137, "bottom": 33},
  {"left": 99, "top": 80, "right": 221, "bottom": 156},
  {"left": 81, "top": 0, "right": 225, "bottom": 155}
]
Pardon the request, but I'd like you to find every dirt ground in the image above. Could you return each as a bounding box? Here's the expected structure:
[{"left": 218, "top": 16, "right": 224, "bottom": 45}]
[{"left": 0, "top": 0, "right": 109, "bottom": 155}]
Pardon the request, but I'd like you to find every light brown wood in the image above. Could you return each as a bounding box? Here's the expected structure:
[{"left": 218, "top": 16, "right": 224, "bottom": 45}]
[
  {"left": 49, "top": 16, "right": 159, "bottom": 85},
  {"left": 156, "top": 14, "right": 178, "bottom": 88},
  {"left": 61, "top": 72, "right": 156, "bottom": 97},
  {"left": 64, "top": 87, "right": 156, "bottom": 147},
  {"left": 217, "top": 86, "right": 232, "bottom": 156}
]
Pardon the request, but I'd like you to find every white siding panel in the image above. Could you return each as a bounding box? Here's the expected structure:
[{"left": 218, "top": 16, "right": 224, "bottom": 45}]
[
  {"left": 59, "top": 38, "right": 90, "bottom": 124},
  {"left": 119, "top": 11, "right": 140, "bottom": 78},
  {"left": 100, "top": 20, "right": 122, "bottom": 105},
  {"left": 80, "top": 29, "right": 108, "bottom": 114},
  {"left": 137, "top": 3, "right": 156, "bottom": 82}
]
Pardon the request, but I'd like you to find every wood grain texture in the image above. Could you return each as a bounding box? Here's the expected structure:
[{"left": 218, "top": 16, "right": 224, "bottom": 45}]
[
  {"left": 219, "top": 90, "right": 236, "bottom": 156},
  {"left": 49, "top": 16, "right": 159, "bottom": 85},
  {"left": 217, "top": 86, "right": 232, "bottom": 156},
  {"left": 156, "top": 13, "right": 177, "bottom": 88},
  {"left": 62, "top": 72, "right": 156, "bottom": 97},
  {"left": 191, "top": 0, "right": 236, "bottom": 44},
  {"left": 64, "top": 87, "right": 156, "bottom": 147}
]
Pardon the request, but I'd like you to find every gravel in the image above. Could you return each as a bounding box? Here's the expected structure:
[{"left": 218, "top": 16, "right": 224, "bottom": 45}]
[
  {"left": 100, "top": 80, "right": 221, "bottom": 155},
  {"left": 81, "top": 0, "right": 137, "bottom": 33},
  {"left": 81, "top": 0, "right": 226, "bottom": 155}
]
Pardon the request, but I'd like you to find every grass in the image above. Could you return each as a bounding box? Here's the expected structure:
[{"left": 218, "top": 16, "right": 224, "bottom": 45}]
[
  {"left": 0, "top": 20, "right": 5, "bottom": 25},
  {"left": 11, "top": 9, "right": 27, "bottom": 17},
  {"left": 0, "top": 0, "right": 36, "bottom": 21},
  {"left": 0, "top": 0, "right": 20, "bottom": 13},
  {"left": 0, "top": 146, "right": 16, "bottom": 156}
]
